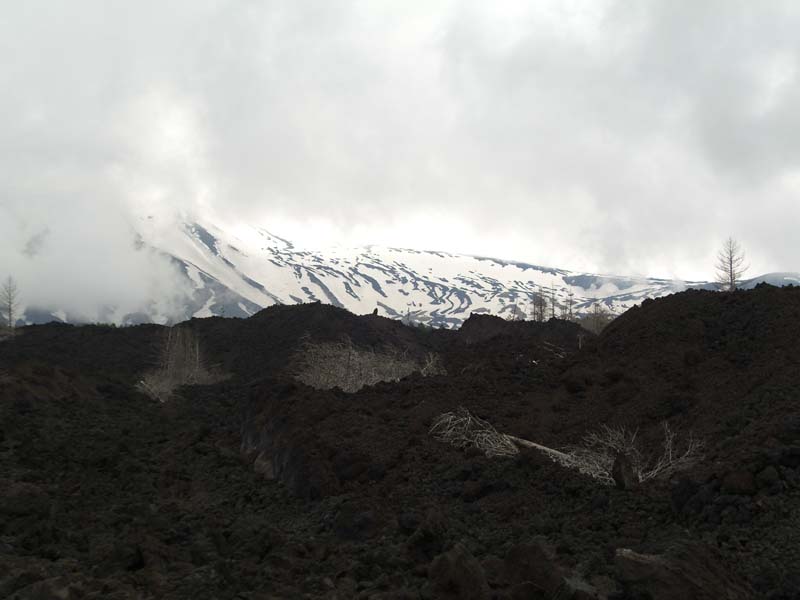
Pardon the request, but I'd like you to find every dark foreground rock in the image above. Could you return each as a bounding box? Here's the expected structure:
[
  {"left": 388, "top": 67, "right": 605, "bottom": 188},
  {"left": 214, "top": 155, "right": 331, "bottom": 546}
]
[
  {"left": 1, "top": 287, "right": 799, "bottom": 598},
  {"left": 615, "top": 543, "right": 754, "bottom": 600}
]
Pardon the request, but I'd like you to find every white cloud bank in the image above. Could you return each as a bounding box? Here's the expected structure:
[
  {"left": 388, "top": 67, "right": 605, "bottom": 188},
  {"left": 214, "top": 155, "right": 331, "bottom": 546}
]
[{"left": 1, "top": 0, "right": 799, "bottom": 317}]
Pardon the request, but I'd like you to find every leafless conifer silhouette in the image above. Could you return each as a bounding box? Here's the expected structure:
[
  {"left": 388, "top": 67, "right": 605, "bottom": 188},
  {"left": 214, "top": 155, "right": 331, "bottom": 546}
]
[
  {"left": 1, "top": 276, "right": 19, "bottom": 334},
  {"left": 715, "top": 237, "right": 748, "bottom": 291}
]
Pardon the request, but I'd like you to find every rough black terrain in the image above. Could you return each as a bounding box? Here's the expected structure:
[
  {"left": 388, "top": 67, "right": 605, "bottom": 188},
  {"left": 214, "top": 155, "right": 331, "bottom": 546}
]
[{"left": 2, "top": 287, "right": 799, "bottom": 599}]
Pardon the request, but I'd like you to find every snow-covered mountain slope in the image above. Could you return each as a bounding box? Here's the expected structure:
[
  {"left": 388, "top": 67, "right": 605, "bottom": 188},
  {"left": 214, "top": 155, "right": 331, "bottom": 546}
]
[
  {"left": 136, "top": 219, "right": 694, "bottom": 327},
  {"left": 22, "top": 217, "right": 800, "bottom": 327}
]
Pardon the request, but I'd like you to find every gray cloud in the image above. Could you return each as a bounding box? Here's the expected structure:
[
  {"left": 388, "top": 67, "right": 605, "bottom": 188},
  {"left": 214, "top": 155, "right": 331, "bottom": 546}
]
[
  {"left": 22, "top": 228, "right": 50, "bottom": 258},
  {"left": 1, "top": 0, "right": 798, "bottom": 318}
]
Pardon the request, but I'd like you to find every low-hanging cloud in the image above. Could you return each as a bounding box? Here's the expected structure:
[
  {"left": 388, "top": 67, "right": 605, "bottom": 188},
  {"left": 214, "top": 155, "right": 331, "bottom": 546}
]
[
  {"left": 0, "top": 190, "right": 190, "bottom": 323},
  {"left": 1, "top": 0, "right": 798, "bottom": 320}
]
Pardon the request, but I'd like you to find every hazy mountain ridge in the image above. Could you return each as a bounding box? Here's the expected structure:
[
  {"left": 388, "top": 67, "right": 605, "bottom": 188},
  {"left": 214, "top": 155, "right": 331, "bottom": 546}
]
[{"left": 20, "top": 218, "right": 800, "bottom": 327}]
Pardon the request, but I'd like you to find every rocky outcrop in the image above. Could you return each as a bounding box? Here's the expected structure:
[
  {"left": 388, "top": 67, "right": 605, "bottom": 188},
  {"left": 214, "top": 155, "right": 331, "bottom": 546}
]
[{"left": 615, "top": 542, "right": 754, "bottom": 600}]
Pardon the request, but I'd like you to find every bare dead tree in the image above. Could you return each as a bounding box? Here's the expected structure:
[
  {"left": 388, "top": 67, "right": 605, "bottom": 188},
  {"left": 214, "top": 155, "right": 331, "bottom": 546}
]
[
  {"left": 429, "top": 407, "right": 569, "bottom": 461},
  {"left": 137, "top": 326, "right": 223, "bottom": 402},
  {"left": 582, "top": 302, "right": 614, "bottom": 335},
  {"left": 294, "top": 336, "right": 445, "bottom": 393},
  {"left": 562, "top": 423, "right": 705, "bottom": 485},
  {"left": 1, "top": 276, "right": 20, "bottom": 333},
  {"left": 430, "top": 408, "right": 704, "bottom": 486},
  {"left": 559, "top": 300, "right": 569, "bottom": 320},
  {"left": 531, "top": 288, "right": 548, "bottom": 322},
  {"left": 567, "top": 291, "right": 575, "bottom": 321},
  {"left": 507, "top": 299, "right": 525, "bottom": 321},
  {"left": 715, "top": 237, "right": 748, "bottom": 291},
  {"left": 430, "top": 408, "right": 520, "bottom": 458}
]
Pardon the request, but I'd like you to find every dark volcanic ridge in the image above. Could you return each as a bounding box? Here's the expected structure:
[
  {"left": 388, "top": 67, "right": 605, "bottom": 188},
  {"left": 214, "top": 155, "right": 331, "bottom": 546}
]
[{"left": 1, "top": 284, "right": 799, "bottom": 599}]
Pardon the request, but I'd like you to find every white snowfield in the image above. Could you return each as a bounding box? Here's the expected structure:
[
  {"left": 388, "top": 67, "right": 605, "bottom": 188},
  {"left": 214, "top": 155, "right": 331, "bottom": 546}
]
[
  {"left": 134, "top": 218, "right": 702, "bottom": 327},
  {"left": 26, "top": 217, "right": 799, "bottom": 327}
]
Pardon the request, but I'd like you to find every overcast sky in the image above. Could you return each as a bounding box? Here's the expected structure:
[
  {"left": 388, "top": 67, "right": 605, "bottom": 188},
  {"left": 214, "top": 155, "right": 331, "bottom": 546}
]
[{"left": 2, "top": 0, "right": 799, "bottom": 315}]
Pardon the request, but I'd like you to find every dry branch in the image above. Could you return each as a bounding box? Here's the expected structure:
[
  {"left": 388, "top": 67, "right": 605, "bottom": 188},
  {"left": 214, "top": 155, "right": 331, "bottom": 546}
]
[
  {"left": 430, "top": 407, "right": 703, "bottom": 486},
  {"left": 429, "top": 407, "right": 571, "bottom": 461}
]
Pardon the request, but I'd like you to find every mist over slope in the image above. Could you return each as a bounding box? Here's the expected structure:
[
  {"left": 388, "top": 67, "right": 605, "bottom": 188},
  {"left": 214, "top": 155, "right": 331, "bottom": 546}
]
[{"left": 17, "top": 216, "right": 799, "bottom": 327}]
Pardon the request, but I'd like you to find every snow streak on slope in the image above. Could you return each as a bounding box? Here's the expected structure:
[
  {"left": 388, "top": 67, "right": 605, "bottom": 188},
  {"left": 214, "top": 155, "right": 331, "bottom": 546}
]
[
  {"left": 19, "top": 216, "right": 799, "bottom": 327},
  {"left": 131, "top": 217, "right": 698, "bottom": 327}
]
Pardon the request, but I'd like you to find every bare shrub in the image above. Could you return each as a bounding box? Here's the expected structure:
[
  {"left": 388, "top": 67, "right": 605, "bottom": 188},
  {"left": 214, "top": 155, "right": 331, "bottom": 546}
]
[
  {"left": 429, "top": 407, "right": 519, "bottom": 458},
  {"left": 430, "top": 407, "right": 703, "bottom": 486},
  {"left": 420, "top": 352, "right": 446, "bottom": 377},
  {"left": 559, "top": 425, "right": 640, "bottom": 485},
  {"left": 562, "top": 422, "right": 705, "bottom": 485},
  {"left": 430, "top": 407, "right": 569, "bottom": 461},
  {"left": 137, "top": 327, "right": 222, "bottom": 402},
  {"left": 294, "top": 337, "right": 445, "bottom": 393}
]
